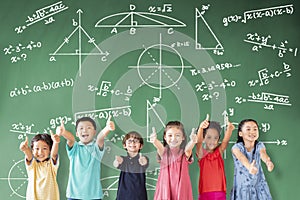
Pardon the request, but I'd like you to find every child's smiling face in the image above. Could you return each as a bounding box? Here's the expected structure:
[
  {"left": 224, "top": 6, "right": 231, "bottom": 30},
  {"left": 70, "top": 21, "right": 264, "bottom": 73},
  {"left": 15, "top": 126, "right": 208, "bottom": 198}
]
[
  {"left": 32, "top": 140, "right": 50, "bottom": 162},
  {"left": 76, "top": 121, "right": 96, "bottom": 144},
  {"left": 164, "top": 127, "right": 185, "bottom": 149},
  {"left": 123, "top": 137, "right": 142, "bottom": 153}
]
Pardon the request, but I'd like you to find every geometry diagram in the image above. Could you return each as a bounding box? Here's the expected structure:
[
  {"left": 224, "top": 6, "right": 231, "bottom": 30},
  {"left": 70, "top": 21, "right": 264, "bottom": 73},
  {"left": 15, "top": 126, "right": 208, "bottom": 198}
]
[
  {"left": 146, "top": 100, "right": 165, "bottom": 142},
  {"left": 49, "top": 9, "right": 109, "bottom": 76},
  {"left": 195, "top": 5, "right": 224, "bottom": 55},
  {"left": 129, "top": 34, "right": 191, "bottom": 99},
  {"left": 95, "top": 4, "right": 186, "bottom": 33},
  {"left": 0, "top": 159, "right": 27, "bottom": 199}
]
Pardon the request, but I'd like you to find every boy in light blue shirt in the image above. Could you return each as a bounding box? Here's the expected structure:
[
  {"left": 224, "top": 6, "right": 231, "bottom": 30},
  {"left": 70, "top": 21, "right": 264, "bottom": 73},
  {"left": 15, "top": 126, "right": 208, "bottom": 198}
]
[{"left": 57, "top": 116, "right": 115, "bottom": 200}]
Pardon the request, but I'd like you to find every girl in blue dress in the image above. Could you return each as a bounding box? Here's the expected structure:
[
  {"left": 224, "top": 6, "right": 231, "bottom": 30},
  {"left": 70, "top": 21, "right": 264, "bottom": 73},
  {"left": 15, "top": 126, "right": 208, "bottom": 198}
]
[{"left": 231, "top": 119, "right": 274, "bottom": 200}]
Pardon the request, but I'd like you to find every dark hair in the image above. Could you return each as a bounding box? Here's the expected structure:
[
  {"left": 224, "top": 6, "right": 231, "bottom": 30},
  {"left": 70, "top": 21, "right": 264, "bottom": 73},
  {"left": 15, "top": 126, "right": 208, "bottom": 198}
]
[
  {"left": 75, "top": 117, "right": 96, "bottom": 130},
  {"left": 30, "top": 134, "right": 53, "bottom": 150},
  {"left": 203, "top": 121, "right": 221, "bottom": 138},
  {"left": 163, "top": 121, "right": 187, "bottom": 149},
  {"left": 122, "top": 131, "right": 144, "bottom": 146},
  {"left": 236, "top": 119, "right": 259, "bottom": 154}
]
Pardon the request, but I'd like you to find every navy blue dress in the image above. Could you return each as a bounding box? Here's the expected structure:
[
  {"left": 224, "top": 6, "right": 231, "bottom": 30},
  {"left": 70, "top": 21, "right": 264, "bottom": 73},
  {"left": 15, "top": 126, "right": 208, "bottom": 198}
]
[
  {"left": 230, "top": 142, "right": 272, "bottom": 200},
  {"left": 116, "top": 153, "right": 149, "bottom": 200}
]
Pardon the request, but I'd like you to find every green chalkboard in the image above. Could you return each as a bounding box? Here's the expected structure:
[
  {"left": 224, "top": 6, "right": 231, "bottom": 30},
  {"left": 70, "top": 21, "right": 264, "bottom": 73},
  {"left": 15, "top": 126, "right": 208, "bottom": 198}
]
[{"left": 0, "top": 0, "right": 299, "bottom": 199}]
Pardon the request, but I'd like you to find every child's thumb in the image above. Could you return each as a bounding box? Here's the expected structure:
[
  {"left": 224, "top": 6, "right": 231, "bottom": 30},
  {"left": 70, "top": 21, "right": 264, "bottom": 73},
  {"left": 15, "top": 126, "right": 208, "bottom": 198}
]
[{"left": 251, "top": 160, "right": 256, "bottom": 166}]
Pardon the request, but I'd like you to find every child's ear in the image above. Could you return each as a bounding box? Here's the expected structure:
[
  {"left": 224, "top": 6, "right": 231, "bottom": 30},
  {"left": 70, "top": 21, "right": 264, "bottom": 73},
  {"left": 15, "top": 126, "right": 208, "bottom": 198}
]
[
  {"left": 139, "top": 144, "right": 144, "bottom": 149},
  {"left": 238, "top": 131, "right": 243, "bottom": 137}
]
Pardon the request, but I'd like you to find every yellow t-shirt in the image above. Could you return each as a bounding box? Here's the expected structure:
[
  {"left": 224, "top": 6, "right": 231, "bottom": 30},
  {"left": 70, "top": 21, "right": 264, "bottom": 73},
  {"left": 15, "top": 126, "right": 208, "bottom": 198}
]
[{"left": 26, "top": 158, "right": 59, "bottom": 200}]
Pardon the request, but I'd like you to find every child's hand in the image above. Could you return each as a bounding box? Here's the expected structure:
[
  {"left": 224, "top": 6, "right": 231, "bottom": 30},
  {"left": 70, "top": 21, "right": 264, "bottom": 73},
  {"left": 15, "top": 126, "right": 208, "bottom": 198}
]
[
  {"left": 226, "top": 117, "right": 235, "bottom": 132},
  {"left": 56, "top": 120, "right": 65, "bottom": 136},
  {"left": 266, "top": 158, "right": 274, "bottom": 172},
  {"left": 113, "top": 156, "right": 123, "bottom": 167},
  {"left": 106, "top": 115, "right": 115, "bottom": 131},
  {"left": 199, "top": 114, "right": 210, "bottom": 129},
  {"left": 50, "top": 130, "right": 60, "bottom": 144},
  {"left": 149, "top": 127, "right": 157, "bottom": 143},
  {"left": 19, "top": 136, "right": 29, "bottom": 152},
  {"left": 139, "top": 153, "right": 148, "bottom": 166},
  {"left": 189, "top": 128, "right": 197, "bottom": 144},
  {"left": 249, "top": 160, "right": 258, "bottom": 175}
]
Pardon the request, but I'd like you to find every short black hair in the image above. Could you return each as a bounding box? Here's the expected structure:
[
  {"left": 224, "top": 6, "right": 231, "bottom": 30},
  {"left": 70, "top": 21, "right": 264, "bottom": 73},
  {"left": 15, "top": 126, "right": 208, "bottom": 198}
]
[
  {"left": 75, "top": 117, "right": 96, "bottom": 130},
  {"left": 31, "top": 134, "right": 53, "bottom": 150}
]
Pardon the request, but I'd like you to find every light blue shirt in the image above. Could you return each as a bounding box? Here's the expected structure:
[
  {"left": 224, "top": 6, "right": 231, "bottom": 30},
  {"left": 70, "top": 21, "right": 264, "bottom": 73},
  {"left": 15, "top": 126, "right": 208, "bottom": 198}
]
[{"left": 66, "top": 140, "right": 105, "bottom": 199}]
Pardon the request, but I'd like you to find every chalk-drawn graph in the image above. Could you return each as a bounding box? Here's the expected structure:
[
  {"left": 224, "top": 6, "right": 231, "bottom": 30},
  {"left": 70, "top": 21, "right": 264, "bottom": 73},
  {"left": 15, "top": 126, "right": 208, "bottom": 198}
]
[
  {"left": 195, "top": 5, "right": 224, "bottom": 55},
  {"left": 49, "top": 9, "right": 109, "bottom": 76},
  {"left": 95, "top": 4, "right": 186, "bottom": 31},
  {"left": 0, "top": 160, "right": 27, "bottom": 199},
  {"left": 129, "top": 34, "right": 191, "bottom": 99}
]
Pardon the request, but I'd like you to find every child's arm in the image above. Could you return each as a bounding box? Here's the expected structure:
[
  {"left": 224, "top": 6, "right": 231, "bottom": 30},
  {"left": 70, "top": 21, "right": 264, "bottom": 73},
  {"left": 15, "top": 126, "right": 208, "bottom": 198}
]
[
  {"left": 97, "top": 115, "right": 115, "bottom": 149},
  {"left": 196, "top": 114, "right": 210, "bottom": 159},
  {"left": 260, "top": 148, "right": 274, "bottom": 172},
  {"left": 19, "top": 136, "right": 33, "bottom": 165},
  {"left": 232, "top": 148, "right": 258, "bottom": 175},
  {"left": 50, "top": 130, "right": 60, "bottom": 164},
  {"left": 150, "top": 127, "right": 164, "bottom": 157},
  {"left": 219, "top": 117, "right": 235, "bottom": 154},
  {"left": 185, "top": 128, "right": 197, "bottom": 158},
  {"left": 56, "top": 121, "right": 75, "bottom": 148}
]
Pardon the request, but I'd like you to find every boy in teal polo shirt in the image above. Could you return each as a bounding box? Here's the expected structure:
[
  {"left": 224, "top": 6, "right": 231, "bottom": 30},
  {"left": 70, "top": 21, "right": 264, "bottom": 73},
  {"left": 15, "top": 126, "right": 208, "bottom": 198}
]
[{"left": 57, "top": 116, "right": 115, "bottom": 200}]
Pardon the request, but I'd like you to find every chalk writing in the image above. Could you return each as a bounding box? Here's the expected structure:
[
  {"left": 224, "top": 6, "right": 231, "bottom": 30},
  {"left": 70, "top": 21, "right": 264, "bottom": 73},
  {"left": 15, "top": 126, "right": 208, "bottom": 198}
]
[
  {"left": 49, "top": 116, "right": 73, "bottom": 128},
  {"left": 202, "top": 92, "right": 220, "bottom": 101},
  {"left": 190, "top": 62, "right": 241, "bottom": 76},
  {"left": 223, "top": 4, "right": 294, "bottom": 26},
  {"left": 9, "top": 78, "right": 73, "bottom": 98},
  {"left": 75, "top": 106, "right": 132, "bottom": 121},
  {"left": 3, "top": 41, "right": 42, "bottom": 63},
  {"left": 248, "top": 62, "right": 292, "bottom": 87},
  {"left": 244, "top": 32, "right": 298, "bottom": 58},
  {"left": 148, "top": 4, "right": 172, "bottom": 13},
  {"left": 195, "top": 79, "right": 236, "bottom": 92},
  {"left": 235, "top": 92, "right": 291, "bottom": 110},
  {"left": 88, "top": 81, "right": 132, "bottom": 101},
  {"left": 109, "top": 133, "right": 125, "bottom": 143},
  {"left": 15, "top": 1, "right": 68, "bottom": 34}
]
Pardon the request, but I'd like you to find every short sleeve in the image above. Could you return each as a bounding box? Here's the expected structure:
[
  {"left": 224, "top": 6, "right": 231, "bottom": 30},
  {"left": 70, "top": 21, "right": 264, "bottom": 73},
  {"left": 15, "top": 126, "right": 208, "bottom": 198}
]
[{"left": 66, "top": 141, "right": 78, "bottom": 157}]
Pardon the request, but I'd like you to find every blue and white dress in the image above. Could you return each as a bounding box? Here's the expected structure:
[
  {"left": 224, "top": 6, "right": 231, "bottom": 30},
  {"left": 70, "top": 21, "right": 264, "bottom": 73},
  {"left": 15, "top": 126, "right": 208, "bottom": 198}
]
[{"left": 230, "top": 142, "right": 272, "bottom": 200}]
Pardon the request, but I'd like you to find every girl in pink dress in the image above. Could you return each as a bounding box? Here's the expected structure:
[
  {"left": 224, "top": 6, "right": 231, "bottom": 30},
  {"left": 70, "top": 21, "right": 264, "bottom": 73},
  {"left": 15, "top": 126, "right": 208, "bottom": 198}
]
[{"left": 150, "top": 121, "right": 197, "bottom": 200}]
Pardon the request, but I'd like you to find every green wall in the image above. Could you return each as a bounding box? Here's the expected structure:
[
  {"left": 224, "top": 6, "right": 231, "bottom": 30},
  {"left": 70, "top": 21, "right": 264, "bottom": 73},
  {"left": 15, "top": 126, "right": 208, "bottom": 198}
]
[{"left": 0, "top": 0, "right": 299, "bottom": 199}]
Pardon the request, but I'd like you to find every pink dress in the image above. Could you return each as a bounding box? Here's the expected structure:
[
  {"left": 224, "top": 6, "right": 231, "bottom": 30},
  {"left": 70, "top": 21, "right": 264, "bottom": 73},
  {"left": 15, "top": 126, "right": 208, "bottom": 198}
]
[{"left": 154, "top": 147, "right": 194, "bottom": 200}]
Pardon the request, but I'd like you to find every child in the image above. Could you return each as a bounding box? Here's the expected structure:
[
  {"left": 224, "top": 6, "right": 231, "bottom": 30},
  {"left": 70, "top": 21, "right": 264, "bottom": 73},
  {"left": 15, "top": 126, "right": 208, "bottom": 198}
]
[
  {"left": 114, "top": 131, "right": 149, "bottom": 200},
  {"left": 57, "top": 116, "right": 115, "bottom": 200},
  {"left": 231, "top": 119, "right": 274, "bottom": 200},
  {"left": 196, "top": 114, "right": 235, "bottom": 200},
  {"left": 150, "top": 121, "right": 197, "bottom": 200},
  {"left": 19, "top": 132, "right": 60, "bottom": 200}
]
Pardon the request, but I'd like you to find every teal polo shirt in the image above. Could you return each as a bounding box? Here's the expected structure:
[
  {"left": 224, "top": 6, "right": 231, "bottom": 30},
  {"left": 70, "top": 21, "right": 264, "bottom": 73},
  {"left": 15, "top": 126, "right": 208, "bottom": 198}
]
[{"left": 66, "top": 140, "right": 105, "bottom": 199}]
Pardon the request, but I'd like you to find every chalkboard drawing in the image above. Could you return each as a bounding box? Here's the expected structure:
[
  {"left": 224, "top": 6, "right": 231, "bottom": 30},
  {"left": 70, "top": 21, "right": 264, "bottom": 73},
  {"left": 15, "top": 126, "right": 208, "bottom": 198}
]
[
  {"left": 129, "top": 34, "right": 191, "bottom": 99},
  {"left": 15, "top": 1, "right": 68, "bottom": 34},
  {"left": 0, "top": 159, "right": 27, "bottom": 198},
  {"left": 146, "top": 100, "right": 165, "bottom": 142},
  {"left": 101, "top": 175, "right": 157, "bottom": 197},
  {"left": 95, "top": 4, "right": 186, "bottom": 34},
  {"left": 49, "top": 9, "right": 109, "bottom": 76},
  {"left": 195, "top": 5, "right": 224, "bottom": 55}
]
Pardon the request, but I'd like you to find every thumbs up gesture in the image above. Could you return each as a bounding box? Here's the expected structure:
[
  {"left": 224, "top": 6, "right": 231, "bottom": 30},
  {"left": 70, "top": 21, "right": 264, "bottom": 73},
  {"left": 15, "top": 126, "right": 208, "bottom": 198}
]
[
  {"left": 56, "top": 120, "right": 65, "bottom": 136},
  {"left": 149, "top": 127, "right": 157, "bottom": 143},
  {"left": 190, "top": 128, "right": 197, "bottom": 144},
  {"left": 19, "top": 136, "right": 29, "bottom": 152},
  {"left": 106, "top": 115, "right": 115, "bottom": 131},
  {"left": 249, "top": 160, "right": 258, "bottom": 175}
]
